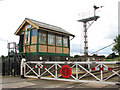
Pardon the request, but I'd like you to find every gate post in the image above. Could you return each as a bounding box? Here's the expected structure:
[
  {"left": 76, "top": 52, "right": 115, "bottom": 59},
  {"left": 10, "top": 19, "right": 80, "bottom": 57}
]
[
  {"left": 100, "top": 64, "right": 103, "bottom": 81},
  {"left": 76, "top": 63, "right": 78, "bottom": 80},
  {"left": 55, "top": 63, "right": 58, "bottom": 79},
  {"left": 38, "top": 64, "right": 40, "bottom": 78},
  {"left": 13, "top": 42, "right": 17, "bottom": 76},
  {"left": 8, "top": 44, "right": 10, "bottom": 76},
  {"left": 2, "top": 56, "right": 5, "bottom": 76},
  {"left": 87, "top": 58, "right": 91, "bottom": 71},
  {"left": 20, "top": 58, "right": 26, "bottom": 78}
]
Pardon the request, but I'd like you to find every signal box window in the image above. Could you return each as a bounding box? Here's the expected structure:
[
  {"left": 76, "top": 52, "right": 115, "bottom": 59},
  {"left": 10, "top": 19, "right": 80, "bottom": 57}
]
[
  {"left": 25, "top": 31, "right": 30, "bottom": 44},
  {"left": 63, "top": 37, "right": 68, "bottom": 47},
  {"left": 32, "top": 29, "right": 37, "bottom": 36},
  {"left": 39, "top": 31, "right": 46, "bottom": 44},
  {"left": 48, "top": 33, "right": 55, "bottom": 45},
  {"left": 56, "top": 35, "right": 62, "bottom": 46}
]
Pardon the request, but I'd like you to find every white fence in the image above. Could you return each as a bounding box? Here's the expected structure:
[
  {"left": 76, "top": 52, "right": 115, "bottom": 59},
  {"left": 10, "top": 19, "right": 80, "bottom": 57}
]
[{"left": 22, "top": 61, "right": 120, "bottom": 85}]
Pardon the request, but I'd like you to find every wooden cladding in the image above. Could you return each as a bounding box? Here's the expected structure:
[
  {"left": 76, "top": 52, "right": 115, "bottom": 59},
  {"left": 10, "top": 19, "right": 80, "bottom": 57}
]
[
  {"left": 48, "top": 46, "right": 55, "bottom": 53},
  {"left": 23, "top": 45, "right": 36, "bottom": 53},
  {"left": 63, "top": 48, "right": 69, "bottom": 54},
  {"left": 56, "top": 47, "right": 62, "bottom": 53},
  {"left": 30, "top": 45, "right": 36, "bottom": 52},
  {"left": 39, "top": 45, "right": 47, "bottom": 52},
  {"left": 31, "top": 36, "right": 37, "bottom": 44},
  {"left": 23, "top": 45, "right": 69, "bottom": 54},
  {"left": 23, "top": 46, "right": 30, "bottom": 53}
]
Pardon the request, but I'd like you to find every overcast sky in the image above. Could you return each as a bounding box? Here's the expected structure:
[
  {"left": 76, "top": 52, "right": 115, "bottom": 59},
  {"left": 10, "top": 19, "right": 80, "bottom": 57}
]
[{"left": 0, "top": 0, "right": 119, "bottom": 56}]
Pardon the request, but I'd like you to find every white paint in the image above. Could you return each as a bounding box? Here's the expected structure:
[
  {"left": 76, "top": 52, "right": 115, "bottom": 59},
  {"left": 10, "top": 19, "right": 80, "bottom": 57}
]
[
  {"left": 25, "top": 25, "right": 32, "bottom": 30},
  {"left": 20, "top": 58, "right": 26, "bottom": 75},
  {"left": 39, "top": 57, "right": 42, "bottom": 60},
  {"left": 23, "top": 61, "right": 120, "bottom": 85}
]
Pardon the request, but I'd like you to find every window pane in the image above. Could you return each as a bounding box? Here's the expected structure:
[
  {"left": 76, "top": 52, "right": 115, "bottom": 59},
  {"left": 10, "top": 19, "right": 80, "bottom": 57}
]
[
  {"left": 25, "top": 31, "right": 30, "bottom": 44},
  {"left": 56, "top": 36, "right": 62, "bottom": 46},
  {"left": 63, "top": 37, "right": 68, "bottom": 47},
  {"left": 32, "top": 29, "right": 37, "bottom": 36},
  {"left": 25, "top": 32, "right": 27, "bottom": 43},
  {"left": 48, "top": 33, "right": 55, "bottom": 45},
  {"left": 39, "top": 31, "right": 46, "bottom": 44},
  {"left": 28, "top": 31, "right": 30, "bottom": 43}
]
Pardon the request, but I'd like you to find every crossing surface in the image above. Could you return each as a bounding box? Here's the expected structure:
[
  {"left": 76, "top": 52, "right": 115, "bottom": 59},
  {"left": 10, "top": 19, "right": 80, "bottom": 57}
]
[{"left": 1, "top": 76, "right": 119, "bottom": 89}]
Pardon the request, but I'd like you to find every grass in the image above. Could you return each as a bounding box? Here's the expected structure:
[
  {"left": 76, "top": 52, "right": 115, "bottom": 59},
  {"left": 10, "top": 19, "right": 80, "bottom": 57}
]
[{"left": 104, "top": 57, "right": 120, "bottom": 61}]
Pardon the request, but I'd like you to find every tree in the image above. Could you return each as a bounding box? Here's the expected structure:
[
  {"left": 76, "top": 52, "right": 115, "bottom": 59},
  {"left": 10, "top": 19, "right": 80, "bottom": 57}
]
[
  {"left": 74, "top": 55, "right": 80, "bottom": 58},
  {"left": 106, "top": 53, "right": 118, "bottom": 59},
  {"left": 112, "top": 35, "right": 120, "bottom": 56}
]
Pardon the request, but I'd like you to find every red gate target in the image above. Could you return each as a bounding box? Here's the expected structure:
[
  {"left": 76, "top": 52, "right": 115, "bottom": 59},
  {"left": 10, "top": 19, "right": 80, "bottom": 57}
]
[{"left": 60, "top": 65, "right": 72, "bottom": 78}]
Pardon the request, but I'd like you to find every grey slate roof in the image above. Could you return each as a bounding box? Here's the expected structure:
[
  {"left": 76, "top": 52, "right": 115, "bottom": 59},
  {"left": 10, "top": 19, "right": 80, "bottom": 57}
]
[{"left": 27, "top": 18, "right": 74, "bottom": 36}]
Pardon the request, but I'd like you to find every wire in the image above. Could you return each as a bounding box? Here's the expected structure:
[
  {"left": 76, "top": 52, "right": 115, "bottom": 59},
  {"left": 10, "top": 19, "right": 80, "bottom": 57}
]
[{"left": 90, "top": 42, "right": 116, "bottom": 55}]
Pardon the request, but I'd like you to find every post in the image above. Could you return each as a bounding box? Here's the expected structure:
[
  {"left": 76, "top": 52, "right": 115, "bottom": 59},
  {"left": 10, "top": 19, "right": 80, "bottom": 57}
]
[
  {"left": 55, "top": 63, "right": 57, "bottom": 79},
  {"left": 38, "top": 64, "right": 40, "bottom": 78},
  {"left": 83, "top": 22, "right": 88, "bottom": 56},
  {"left": 100, "top": 64, "right": 103, "bottom": 81},
  {"left": 21, "top": 58, "right": 26, "bottom": 78},
  {"left": 13, "top": 42, "right": 17, "bottom": 76},
  {"left": 87, "top": 58, "right": 91, "bottom": 71},
  {"left": 76, "top": 63, "right": 78, "bottom": 80},
  {"left": 2, "top": 56, "right": 5, "bottom": 76},
  {"left": 24, "top": 62, "right": 26, "bottom": 77},
  {"left": 7, "top": 43, "right": 10, "bottom": 76}
]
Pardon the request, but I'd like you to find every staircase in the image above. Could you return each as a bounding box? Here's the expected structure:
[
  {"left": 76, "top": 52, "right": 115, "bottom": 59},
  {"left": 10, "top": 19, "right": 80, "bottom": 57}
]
[{"left": 7, "top": 42, "right": 22, "bottom": 76}]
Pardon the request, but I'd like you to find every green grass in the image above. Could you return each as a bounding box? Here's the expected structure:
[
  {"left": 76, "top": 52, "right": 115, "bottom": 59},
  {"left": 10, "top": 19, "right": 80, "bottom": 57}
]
[
  {"left": 104, "top": 59, "right": 113, "bottom": 61},
  {"left": 104, "top": 57, "right": 120, "bottom": 61}
]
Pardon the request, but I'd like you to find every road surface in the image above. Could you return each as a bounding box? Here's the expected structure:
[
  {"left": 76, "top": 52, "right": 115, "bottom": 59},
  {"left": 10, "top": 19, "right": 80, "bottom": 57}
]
[{"left": 1, "top": 76, "right": 119, "bottom": 89}]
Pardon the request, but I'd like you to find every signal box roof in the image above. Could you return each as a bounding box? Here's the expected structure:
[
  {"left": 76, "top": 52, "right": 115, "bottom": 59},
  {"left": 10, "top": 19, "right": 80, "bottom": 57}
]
[{"left": 15, "top": 18, "right": 75, "bottom": 37}]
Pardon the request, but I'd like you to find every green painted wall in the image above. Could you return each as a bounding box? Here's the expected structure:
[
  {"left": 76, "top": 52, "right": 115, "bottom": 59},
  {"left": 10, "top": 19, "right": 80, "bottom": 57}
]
[{"left": 20, "top": 28, "right": 70, "bottom": 56}]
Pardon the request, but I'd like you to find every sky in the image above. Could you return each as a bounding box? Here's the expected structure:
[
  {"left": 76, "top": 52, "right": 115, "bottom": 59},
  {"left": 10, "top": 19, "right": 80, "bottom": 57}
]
[{"left": 0, "top": 0, "right": 119, "bottom": 56}]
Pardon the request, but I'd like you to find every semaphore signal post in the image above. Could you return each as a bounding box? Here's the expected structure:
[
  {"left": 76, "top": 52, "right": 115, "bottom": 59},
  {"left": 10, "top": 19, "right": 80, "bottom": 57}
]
[{"left": 78, "top": 5, "right": 103, "bottom": 57}]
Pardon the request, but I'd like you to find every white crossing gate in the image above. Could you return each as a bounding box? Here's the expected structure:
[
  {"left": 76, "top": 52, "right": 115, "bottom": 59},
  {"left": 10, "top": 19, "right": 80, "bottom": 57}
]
[{"left": 21, "top": 60, "right": 120, "bottom": 85}]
